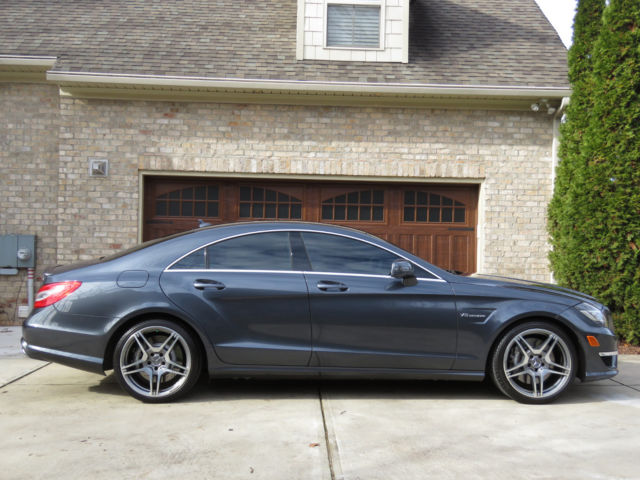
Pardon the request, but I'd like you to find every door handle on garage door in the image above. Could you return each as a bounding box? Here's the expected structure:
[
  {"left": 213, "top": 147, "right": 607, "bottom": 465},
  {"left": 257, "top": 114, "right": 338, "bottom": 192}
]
[
  {"left": 316, "top": 281, "right": 348, "bottom": 292},
  {"left": 193, "top": 279, "right": 226, "bottom": 290}
]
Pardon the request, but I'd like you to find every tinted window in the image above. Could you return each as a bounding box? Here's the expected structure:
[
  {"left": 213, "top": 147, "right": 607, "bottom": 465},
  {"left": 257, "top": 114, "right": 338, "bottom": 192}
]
[
  {"left": 207, "top": 232, "right": 292, "bottom": 270},
  {"left": 172, "top": 248, "right": 206, "bottom": 269},
  {"left": 302, "top": 233, "right": 401, "bottom": 275},
  {"left": 170, "top": 232, "right": 293, "bottom": 271}
]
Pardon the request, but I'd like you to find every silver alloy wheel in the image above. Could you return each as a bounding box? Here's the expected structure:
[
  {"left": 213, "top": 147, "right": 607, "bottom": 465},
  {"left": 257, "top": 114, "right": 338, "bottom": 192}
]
[
  {"left": 119, "top": 326, "right": 192, "bottom": 399},
  {"left": 502, "top": 328, "right": 573, "bottom": 399}
]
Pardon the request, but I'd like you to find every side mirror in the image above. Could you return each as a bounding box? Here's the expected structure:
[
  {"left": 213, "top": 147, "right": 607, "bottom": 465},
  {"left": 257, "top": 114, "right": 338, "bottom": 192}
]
[{"left": 390, "top": 260, "right": 417, "bottom": 286}]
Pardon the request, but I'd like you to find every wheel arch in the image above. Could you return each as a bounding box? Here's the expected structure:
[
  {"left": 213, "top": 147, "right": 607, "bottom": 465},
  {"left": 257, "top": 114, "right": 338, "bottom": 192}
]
[
  {"left": 484, "top": 315, "right": 586, "bottom": 381},
  {"left": 102, "top": 310, "right": 211, "bottom": 374}
]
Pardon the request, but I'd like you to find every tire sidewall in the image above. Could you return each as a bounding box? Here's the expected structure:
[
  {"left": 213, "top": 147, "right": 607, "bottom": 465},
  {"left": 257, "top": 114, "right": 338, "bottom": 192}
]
[
  {"left": 113, "top": 319, "right": 201, "bottom": 403},
  {"left": 490, "top": 321, "right": 577, "bottom": 404}
]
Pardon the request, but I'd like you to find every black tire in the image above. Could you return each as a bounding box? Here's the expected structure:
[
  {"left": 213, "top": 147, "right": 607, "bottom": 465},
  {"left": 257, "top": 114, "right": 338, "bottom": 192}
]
[
  {"left": 113, "top": 319, "right": 201, "bottom": 403},
  {"left": 490, "top": 321, "right": 577, "bottom": 404}
]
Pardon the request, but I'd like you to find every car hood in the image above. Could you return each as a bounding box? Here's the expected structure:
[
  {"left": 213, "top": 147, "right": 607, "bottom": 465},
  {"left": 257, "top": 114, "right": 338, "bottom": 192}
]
[{"left": 457, "top": 274, "right": 598, "bottom": 305}]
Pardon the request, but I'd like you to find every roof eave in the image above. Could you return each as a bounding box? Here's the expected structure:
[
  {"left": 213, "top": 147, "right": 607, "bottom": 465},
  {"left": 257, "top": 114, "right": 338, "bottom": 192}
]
[{"left": 47, "top": 70, "right": 570, "bottom": 98}]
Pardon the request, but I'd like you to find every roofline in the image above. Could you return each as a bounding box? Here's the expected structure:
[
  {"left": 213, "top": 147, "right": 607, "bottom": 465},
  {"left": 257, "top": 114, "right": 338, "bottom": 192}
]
[
  {"left": 0, "top": 55, "right": 57, "bottom": 67},
  {"left": 46, "top": 71, "right": 571, "bottom": 98}
]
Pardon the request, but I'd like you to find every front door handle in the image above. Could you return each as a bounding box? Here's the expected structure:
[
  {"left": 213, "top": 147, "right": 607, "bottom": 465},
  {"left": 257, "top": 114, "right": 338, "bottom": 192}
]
[
  {"left": 193, "top": 279, "right": 226, "bottom": 291},
  {"left": 316, "top": 281, "right": 348, "bottom": 292}
]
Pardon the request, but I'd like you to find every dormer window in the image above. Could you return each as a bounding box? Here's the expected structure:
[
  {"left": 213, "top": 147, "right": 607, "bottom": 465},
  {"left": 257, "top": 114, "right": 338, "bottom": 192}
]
[
  {"left": 297, "top": 0, "right": 409, "bottom": 63},
  {"left": 326, "top": 3, "right": 381, "bottom": 49}
]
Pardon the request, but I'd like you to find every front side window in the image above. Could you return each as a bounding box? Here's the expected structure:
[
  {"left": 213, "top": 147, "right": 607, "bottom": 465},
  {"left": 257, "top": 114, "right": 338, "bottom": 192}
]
[
  {"left": 170, "top": 232, "right": 293, "bottom": 271},
  {"left": 326, "top": 4, "right": 381, "bottom": 48},
  {"left": 302, "top": 232, "right": 400, "bottom": 275}
]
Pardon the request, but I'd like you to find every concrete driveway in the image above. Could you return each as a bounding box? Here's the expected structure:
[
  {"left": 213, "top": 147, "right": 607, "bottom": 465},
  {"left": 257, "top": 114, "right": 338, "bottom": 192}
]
[{"left": 1, "top": 327, "right": 639, "bottom": 480}]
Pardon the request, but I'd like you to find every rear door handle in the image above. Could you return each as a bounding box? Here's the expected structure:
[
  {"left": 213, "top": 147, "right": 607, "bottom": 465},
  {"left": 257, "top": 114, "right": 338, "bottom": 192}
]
[
  {"left": 316, "top": 281, "right": 348, "bottom": 292},
  {"left": 193, "top": 279, "right": 226, "bottom": 290}
]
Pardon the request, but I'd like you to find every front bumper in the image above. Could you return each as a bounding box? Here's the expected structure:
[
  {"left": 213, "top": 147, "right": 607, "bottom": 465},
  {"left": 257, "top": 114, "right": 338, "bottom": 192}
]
[{"left": 579, "top": 331, "right": 618, "bottom": 382}]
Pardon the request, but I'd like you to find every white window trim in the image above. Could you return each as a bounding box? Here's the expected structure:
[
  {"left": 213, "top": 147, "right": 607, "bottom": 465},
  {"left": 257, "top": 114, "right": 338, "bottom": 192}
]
[
  {"left": 323, "top": 0, "right": 386, "bottom": 51},
  {"left": 296, "top": 0, "right": 305, "bottom": 60}
]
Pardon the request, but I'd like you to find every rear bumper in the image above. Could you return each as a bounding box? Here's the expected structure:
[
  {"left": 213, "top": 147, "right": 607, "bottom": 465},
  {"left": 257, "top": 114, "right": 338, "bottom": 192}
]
[
  {"left": 21, "top": 338, "right": 105, "bottom": 375},
  {"left": 22, "top": 306, "right": 111, "bottom": 375}
]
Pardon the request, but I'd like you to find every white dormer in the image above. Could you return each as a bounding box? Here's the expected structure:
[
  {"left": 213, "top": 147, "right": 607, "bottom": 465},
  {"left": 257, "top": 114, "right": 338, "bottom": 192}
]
[{"left": 296, "top": 0, "right": 409, "bottom": 63}]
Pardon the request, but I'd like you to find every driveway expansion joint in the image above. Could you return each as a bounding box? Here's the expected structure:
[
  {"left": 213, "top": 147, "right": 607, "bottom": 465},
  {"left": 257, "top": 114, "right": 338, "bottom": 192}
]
[
  {"left": 319, "top": 387, "right": 343, "bottom": 480},
  {"left": 610, "top": 378, "right": 640, "bottom": 392},
  {"left": 0, "top": 361, "right": 50, "bottom": 388}
]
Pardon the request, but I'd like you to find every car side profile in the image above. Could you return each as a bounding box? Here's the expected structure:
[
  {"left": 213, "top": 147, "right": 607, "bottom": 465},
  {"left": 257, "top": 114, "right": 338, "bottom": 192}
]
[{"left": 22, "top": 222, "right": 618, "bottom": 404}]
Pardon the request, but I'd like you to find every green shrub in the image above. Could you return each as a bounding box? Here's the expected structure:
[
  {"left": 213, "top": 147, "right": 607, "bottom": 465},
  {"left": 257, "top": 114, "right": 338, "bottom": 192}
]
[{"left": 549, "top": 0, "right": 640, "bottom": 344}]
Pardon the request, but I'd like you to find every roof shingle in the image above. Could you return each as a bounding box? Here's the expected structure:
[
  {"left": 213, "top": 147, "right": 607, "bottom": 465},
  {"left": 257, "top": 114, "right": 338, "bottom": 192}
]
[{"left": 0, "top": 0, "right": 569, "bottom": 88}]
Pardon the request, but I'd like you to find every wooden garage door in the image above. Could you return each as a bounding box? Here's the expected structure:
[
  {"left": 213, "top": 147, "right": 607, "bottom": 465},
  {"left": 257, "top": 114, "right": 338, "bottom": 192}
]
[{"left": 144, "top": 178, "right": 478, "bottom": 274}]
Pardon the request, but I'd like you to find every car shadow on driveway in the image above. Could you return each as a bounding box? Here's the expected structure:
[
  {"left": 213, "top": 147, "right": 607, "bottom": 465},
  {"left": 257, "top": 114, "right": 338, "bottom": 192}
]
[{"left": 88, "top": 373, "right": 624, "bottom": 405}]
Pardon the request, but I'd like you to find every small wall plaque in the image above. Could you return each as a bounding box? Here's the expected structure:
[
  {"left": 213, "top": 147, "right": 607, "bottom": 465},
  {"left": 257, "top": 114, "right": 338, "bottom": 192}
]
[{"left": 89, "top": 158, "right": 109, "bottom": 177}]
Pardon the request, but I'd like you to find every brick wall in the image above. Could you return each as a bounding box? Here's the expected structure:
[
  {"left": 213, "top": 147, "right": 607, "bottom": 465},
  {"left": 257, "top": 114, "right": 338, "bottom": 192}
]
[
  {"left": 1, "top": 89, "right": 556, "bottom": 324},
  {"left": 58, "top": 98, "right": 554, "bottom": 279},
  {"left": 0, "top": 83, "right": 59, "bottom": 325}
]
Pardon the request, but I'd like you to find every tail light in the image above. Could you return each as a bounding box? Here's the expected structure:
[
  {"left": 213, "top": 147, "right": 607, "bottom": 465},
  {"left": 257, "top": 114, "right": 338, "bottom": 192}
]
[{"left": 34, "top": 281, "right": 82, "bottom": 308}]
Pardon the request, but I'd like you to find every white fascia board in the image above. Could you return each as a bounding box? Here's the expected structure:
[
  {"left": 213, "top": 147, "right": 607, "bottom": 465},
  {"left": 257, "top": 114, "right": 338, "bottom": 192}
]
[
  {"left": 0, "top": 55, "right": 57, "bottom": 67},
  {"left": 46, "top": 71, "right": 571, "bottom": 98}
]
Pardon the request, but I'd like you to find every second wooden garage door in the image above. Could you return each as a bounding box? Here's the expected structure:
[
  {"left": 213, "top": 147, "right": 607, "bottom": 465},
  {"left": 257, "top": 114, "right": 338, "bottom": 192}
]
[{"left": 144, "top": 178, "right": 478, "bottom": 275}]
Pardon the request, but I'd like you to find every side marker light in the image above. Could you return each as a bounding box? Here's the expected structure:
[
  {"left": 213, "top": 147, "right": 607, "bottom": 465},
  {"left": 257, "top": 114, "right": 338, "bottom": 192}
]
[{"left": 586, "top": 336, "right": 600, "bottom": 347}]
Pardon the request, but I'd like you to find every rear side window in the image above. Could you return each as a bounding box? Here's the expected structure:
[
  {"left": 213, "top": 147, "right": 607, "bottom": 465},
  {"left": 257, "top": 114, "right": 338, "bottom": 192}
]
[
  {"left": 170, "top": 232, "right": 293, "bottom": 271},
  {"left": 301, "top": 233, "right": 401, "bottom": 276}
]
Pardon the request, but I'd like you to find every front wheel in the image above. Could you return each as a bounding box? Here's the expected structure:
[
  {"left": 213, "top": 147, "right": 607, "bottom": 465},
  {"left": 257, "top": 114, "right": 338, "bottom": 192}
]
[
  {"left": 113, "top": 320, "right": 201, "bottom": 403},
  {"left": 490, "top": 322, "right": 577, "bottom": 404}
]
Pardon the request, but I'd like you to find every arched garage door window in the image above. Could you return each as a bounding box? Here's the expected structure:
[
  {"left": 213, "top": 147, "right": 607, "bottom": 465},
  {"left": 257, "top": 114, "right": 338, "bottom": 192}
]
[
  {"left": 321, "top": 189, "right": 385, "bottom": 222},
  {"left": 155, "top": 185, "right": 220, "bottom": 218},
  {"left": 238, "top": 186, "right": 302, "bottom": 220},
  {"left": 403, "top": 191, "right": 466, "bottom": 224}
]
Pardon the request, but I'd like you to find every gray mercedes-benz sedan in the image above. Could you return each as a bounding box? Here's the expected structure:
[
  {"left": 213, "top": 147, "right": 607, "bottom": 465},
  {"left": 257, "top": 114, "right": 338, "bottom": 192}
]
[{"left": 22, "top": 222, "right": 618, "bottom": 403}]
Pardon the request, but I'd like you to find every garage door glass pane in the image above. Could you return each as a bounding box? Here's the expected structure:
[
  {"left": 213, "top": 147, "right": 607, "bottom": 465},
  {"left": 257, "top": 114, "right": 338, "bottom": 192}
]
[
  {"left": 403, "top": 191, "right": 466, "bottom": 224},
  {"left": 239, "top": 187, "right": 302, "bottom": 220},
  {"left": 302, "top": 233, "right": 400, "bottom": 275},
  {"left": 156, "top": 185, "right": 220, "bottom": 218},
  {"left": 207, "top": 232, "right": 293, "bottom": 270},
  {"left": 322, "top": 190, "right": 384, "bottom": 222}
]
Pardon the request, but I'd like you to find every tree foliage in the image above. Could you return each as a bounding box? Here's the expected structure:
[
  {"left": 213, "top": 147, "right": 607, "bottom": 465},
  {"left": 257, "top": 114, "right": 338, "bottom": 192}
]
[{"left": 549, "top": 0, "right": 640, "bottom": 342}]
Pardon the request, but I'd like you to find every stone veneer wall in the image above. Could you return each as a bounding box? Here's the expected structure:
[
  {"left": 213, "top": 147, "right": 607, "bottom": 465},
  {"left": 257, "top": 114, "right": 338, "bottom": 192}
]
[
  {"left": 57, "top": 97, "right": 554, "bottom": 280},
  {"left": 0, "top": 83, "right": 60, "bottom": 324}
]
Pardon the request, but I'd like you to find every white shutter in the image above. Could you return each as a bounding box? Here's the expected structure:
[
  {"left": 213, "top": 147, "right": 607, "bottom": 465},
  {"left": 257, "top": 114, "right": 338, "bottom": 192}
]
[{"left": 327, "top": 4, "right": 380, "bottom": 48}]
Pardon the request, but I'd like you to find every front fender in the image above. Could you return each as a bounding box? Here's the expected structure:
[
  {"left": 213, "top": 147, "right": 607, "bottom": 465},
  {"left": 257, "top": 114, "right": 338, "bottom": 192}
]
[{"left": 452, "top": 297, "right": 572, "bottom": 371}]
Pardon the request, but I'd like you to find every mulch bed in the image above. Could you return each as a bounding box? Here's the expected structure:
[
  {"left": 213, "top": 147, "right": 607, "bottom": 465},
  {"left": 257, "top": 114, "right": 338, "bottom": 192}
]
[{"left": 619, "top": 342, "right": 640, "bottom": 355}]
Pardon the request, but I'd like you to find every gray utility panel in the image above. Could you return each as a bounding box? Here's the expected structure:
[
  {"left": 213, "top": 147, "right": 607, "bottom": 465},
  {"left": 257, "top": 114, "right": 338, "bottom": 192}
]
[{"left": 0, "top": 234, "right": 36, "bottom": 269}]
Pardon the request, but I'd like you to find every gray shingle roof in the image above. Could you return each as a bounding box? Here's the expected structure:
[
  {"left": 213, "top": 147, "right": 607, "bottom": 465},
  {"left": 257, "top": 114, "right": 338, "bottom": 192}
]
[{"left": 0, "top": 0, "right": 568, "bottom": 88}]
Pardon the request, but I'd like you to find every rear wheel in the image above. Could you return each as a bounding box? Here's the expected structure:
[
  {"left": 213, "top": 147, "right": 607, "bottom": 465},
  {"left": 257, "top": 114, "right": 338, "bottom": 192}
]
[
  {"left": 113, "top": 319, "right": 201, "bottom": 403},
  {"left": 490, "top": 322, "right": 576, "bottom": 404}
]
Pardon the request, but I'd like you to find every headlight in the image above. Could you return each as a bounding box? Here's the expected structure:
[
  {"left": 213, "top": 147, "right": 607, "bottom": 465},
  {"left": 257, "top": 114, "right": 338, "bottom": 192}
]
[{"left": 575, "top": 302, "right": 608, "bottom": 328}]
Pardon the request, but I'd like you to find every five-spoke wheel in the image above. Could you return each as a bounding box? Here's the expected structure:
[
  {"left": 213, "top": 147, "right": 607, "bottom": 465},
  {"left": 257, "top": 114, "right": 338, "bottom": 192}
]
[
  {"left": 113, "top": 320, "right": 201, "bottom": 403},
  {"left": 490, "top": 322, "right": 576, "bottom": 404}
]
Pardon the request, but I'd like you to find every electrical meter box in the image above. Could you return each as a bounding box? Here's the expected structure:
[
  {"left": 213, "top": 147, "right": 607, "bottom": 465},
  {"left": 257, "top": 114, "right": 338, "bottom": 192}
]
[{"left": 0, "top": 234, "right": 36, "bottom": 269}]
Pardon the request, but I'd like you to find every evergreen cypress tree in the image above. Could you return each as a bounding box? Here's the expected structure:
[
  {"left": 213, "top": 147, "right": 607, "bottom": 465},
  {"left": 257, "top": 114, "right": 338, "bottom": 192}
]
[
  {"left": 580, "top": 0, "right": 640, "bottom": 340},
  {"left": 551, "top": 0, "right": 640, "bottom": 342},
  {"left": 548, "top": 0, "right": 605, "bottom": 290}
]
